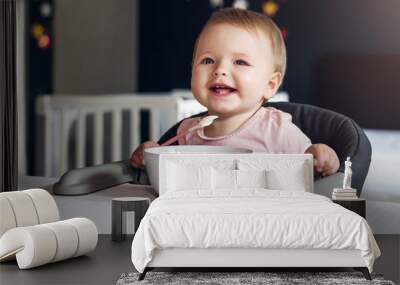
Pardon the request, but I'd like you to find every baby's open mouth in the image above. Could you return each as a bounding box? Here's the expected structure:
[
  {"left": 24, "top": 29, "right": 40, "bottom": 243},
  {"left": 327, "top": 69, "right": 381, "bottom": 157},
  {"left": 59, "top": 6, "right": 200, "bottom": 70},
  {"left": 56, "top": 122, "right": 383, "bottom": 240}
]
[{"left": 209, "top": 84, "right": 237, "bottom": 96}]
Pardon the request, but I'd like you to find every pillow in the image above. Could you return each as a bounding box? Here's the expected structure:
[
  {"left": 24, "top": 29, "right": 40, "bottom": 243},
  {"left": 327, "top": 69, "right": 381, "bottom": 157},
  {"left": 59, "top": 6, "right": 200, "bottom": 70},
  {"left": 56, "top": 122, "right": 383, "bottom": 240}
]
[
  {"left": 212, "top": 169, "right": 237, "bottom": 190},
  {"left": 266, "top": 164, "right": 307, "bottom": 191},
  {"left": 166, "top": 162, "right": 212, "bottom": 192},
  {"left": 237, "top": 158, "right": 310, "bottom": 192},
  {"left": 212, "top": 168, "right": 268, "bottom": 190},
  {"left": 237, "top": 169, "right": 268, "bottom": 189}
]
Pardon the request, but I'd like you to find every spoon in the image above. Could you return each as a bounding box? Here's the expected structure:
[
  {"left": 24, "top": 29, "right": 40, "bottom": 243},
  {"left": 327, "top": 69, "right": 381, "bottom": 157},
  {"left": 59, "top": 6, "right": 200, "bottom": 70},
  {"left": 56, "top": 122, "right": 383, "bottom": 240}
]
[{"left": 161, "top": 115, "right": 219, "bottom": 146}]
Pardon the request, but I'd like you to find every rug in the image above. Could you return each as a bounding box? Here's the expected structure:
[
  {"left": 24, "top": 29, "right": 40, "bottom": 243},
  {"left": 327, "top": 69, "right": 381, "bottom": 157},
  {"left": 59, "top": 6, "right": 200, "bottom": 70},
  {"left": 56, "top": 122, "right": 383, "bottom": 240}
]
[{"left": 116, "top": 271, "right": 396, "bottom": 285}]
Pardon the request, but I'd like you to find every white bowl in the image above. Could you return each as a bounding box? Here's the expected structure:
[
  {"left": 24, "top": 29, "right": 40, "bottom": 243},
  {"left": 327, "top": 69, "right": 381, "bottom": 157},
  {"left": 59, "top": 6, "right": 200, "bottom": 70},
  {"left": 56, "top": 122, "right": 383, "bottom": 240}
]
[{"left": 144, "top": 145, "right": 253, "bottom": 193}]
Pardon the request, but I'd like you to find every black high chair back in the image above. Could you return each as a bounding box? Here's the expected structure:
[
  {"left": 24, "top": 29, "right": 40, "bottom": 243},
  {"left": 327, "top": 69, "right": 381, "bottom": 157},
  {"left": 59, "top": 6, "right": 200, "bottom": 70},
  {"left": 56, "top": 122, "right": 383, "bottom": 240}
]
[{"left": 54, "top": 102, "right": 371, "bottom": 196}]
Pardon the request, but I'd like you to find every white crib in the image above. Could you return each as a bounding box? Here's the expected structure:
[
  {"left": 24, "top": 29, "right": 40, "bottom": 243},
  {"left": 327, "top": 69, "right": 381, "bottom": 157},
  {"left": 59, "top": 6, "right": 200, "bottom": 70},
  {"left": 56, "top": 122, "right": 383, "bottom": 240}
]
[
  {"left": 35, "top": 92, "right": 206, "bottom": 177},
  {"left": 35, "top": 91, "right": 289, "bottom": 178}
]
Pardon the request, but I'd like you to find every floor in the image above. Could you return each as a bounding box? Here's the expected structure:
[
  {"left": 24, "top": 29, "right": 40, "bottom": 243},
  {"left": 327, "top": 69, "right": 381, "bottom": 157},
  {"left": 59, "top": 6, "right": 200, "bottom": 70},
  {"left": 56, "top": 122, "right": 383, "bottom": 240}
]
[
  {"left": 374, "top": 235, "right": 400, "bottom": 284},
  {"left": 1, "top": 235, "right": 398, "bottom": 285},
  {"left": 0, "top": 235, "right": 133, "bottom": 285}
]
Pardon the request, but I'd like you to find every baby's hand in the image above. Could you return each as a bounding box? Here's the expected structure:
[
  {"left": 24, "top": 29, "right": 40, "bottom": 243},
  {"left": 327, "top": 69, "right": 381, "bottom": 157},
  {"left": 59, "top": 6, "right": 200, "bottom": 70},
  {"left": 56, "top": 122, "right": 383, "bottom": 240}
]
[
  {"left": 130, "top": 141, "right": 159, "bottom": 168},
  {"left": 305, "top": 143, "right": 339, "bottom": 177}
]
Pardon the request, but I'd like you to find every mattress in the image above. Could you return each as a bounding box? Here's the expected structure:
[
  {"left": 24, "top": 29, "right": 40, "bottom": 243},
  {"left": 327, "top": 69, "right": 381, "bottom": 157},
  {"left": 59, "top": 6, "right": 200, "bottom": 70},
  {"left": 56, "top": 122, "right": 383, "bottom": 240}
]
[{"left": 131, "top": 190, "right": 380, "bottom": 273}]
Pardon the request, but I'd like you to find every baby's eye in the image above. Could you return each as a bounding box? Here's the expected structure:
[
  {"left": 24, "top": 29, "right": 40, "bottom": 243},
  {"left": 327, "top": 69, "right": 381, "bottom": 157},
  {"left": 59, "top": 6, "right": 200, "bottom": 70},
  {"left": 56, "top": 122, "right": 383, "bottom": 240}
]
[
  {"left": 234, "top": 59, "right": 250, "bottom": 66},
  {"left": 200, "top": 57, "right": 214, "bottom": 64}
]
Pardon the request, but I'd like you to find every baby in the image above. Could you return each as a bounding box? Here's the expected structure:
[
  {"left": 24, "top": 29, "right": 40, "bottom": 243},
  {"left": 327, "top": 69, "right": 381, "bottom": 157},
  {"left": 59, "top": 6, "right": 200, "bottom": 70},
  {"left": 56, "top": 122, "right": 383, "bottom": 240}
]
[{"left": 131, "top": 8, "right": 339, "bottom": 177}]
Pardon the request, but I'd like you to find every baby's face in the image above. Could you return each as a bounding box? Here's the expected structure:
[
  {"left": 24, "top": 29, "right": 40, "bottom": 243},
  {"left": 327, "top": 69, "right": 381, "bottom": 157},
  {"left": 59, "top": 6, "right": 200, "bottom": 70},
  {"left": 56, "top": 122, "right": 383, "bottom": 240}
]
[{"left": 191, "top": 23, "right": 280, "bottom": 118}]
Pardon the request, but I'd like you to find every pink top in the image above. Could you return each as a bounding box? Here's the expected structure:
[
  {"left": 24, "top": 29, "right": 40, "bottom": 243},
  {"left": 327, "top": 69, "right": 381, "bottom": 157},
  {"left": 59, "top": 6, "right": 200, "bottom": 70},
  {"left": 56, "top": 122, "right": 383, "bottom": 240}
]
[{"left": 177, "top": 107, "right": 312, "bottom": 153}]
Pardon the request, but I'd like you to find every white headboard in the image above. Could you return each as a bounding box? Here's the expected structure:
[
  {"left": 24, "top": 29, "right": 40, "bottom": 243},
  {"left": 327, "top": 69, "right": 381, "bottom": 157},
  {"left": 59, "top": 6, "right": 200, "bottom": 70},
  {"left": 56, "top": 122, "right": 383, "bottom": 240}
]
[{"left": 158, "top": 153, "right": 313, "bottom": 195}]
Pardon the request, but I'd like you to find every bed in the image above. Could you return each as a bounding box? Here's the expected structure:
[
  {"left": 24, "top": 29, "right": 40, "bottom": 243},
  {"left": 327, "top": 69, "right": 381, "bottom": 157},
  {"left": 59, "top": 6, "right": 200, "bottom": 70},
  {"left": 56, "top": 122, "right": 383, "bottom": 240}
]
[{"left": 130, "top": 153, "right": 380, "bottom": 280}]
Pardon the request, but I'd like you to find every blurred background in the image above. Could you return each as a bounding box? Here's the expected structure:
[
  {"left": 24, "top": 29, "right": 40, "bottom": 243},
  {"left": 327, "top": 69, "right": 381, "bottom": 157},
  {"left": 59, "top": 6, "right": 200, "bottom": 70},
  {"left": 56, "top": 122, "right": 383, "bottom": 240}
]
[
  {"left": 7, "top": 0, "right": 400, "bottom": 207},
  {"left": 19, "top": 0, "right": 400, "bottom": 177},
  {"left": 7, "top": 0, "right": 400, "bottom": 234}
]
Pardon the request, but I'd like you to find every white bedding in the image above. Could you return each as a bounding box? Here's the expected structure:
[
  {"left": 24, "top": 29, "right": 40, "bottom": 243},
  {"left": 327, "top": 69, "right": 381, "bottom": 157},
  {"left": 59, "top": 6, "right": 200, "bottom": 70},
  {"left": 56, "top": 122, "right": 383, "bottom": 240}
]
[{"left": 131, "top": 190, "right": 380, "bottom": 273}]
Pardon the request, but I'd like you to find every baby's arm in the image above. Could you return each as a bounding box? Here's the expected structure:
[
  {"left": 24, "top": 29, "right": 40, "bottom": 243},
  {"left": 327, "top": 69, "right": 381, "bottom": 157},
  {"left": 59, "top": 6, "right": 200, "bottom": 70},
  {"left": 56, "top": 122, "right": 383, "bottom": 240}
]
[
  {"left": 272, "top": 111, "right": 339, "bottom": 177},
  {"left": 130, "top": 117, "right": 197, "bottom": 168},
  {"left": 305, "top": 144, "right": 339, "bottom": 177},
  {"left": 130, "top": 141, "right": 159, "bottom": 168}
]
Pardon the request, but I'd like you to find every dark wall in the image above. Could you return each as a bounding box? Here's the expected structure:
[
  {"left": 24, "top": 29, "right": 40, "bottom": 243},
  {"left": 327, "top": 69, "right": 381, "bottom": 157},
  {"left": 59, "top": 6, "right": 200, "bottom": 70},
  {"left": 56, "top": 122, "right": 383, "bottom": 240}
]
[
  {"left": 138, "top": 1, "right": 211, "bottom": 92},
  {"left": 138, "top": 0, "right": 400, "bottom": 105},
  {"left": 317, "top": 55, "right": 400, "bottom": 129},
  {"left": 285, "top": 0, "right": 400, "bottom": 104}
]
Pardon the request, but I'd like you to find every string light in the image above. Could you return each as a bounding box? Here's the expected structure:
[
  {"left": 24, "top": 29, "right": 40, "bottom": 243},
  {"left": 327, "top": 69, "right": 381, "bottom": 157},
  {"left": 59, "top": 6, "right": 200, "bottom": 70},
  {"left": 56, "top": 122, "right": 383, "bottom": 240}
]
[
  {"left": 233, "top": 0, "right": 249, "bottom": 10},
  {"left": 40, "top": 2, "right": 52, "bottom": 18},
  {"left": 31, "top": 23, "right": 45, "bottom": 40},
  {"left": 38, "top": 34, "right": 51, "bottom": 49},
  {"left": 210, "top": 0, "right": 224, "bottom": 8},
  {"left": 280, "top": 27, "right": 288, "bottom": 40},
  {"left": 262, "top": 1, "right": 279, "bottom": 17}
]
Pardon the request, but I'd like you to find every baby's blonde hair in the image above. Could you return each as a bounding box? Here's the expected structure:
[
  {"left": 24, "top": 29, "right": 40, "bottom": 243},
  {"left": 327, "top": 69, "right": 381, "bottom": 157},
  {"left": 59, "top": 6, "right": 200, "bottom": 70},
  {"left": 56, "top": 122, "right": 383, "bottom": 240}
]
[{"left": 193, "top": 8, "right": 287, "bottom": 79}]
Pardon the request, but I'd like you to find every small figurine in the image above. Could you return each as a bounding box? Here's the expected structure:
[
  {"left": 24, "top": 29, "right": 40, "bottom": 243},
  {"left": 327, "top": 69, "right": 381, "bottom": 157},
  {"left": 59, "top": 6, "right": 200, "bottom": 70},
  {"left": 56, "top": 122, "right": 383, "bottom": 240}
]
[
  {"left": 332, "top": 157, "right": 357, "bottom": 200},
  {"left": 342, "top": 156, "right": 352, "bottom": 189}
]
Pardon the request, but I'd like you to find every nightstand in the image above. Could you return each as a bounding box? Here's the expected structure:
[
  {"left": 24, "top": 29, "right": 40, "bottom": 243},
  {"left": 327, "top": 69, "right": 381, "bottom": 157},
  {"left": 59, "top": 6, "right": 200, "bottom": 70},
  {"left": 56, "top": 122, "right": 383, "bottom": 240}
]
[{"left": 332, "top": 198, "right": 366, "bottom": 218}]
